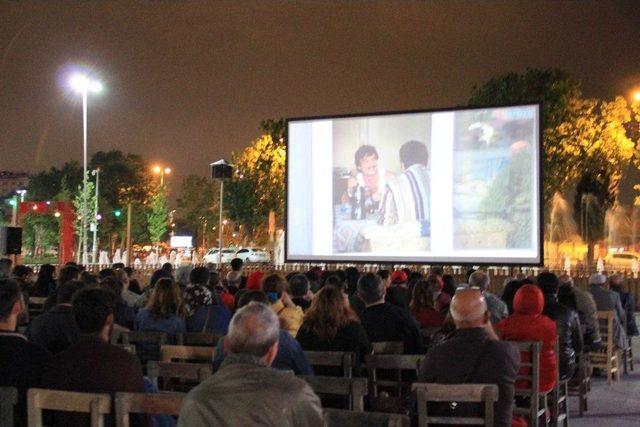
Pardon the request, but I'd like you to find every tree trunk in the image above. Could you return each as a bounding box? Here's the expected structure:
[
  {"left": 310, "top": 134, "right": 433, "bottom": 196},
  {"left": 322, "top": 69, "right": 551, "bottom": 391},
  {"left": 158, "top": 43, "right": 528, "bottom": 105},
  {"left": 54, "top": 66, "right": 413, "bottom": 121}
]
[{"left": 586, "top": 241, "right": 595, "bottom": 273}]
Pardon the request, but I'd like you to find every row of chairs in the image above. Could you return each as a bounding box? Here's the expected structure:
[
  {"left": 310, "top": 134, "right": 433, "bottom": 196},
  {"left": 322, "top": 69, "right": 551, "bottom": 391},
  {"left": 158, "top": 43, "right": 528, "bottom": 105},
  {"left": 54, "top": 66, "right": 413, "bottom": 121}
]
[{"left": 0, "top": 385, "right": 505, "bottom": 427}]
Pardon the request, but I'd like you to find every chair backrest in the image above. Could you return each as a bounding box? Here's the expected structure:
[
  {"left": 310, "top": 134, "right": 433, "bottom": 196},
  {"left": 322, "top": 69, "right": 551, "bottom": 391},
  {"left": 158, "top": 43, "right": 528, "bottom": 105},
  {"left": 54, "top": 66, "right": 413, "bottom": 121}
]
[
  {"left": 597, "top": 311, "right": 615, "bottom": 350},
  {"left": 115, "top": 392, "right": 185, "bottom": 427},
  {"left": 365, "top": 354, "right": 424, "bottom": 398},
  {"left": 27, "top": 388, "right": 111, "bottom": 427},
  {"left": 160, "top": 345, "right": 214, "bottom": 363},
  {"left": 0, "top": 387, "right": 17, "bottom": 427},
  {"left": 176, "top": 332, "right": 220, "bottom": 346},
  {"left": 28, "top": 297, "right": 47, "bottom": 318},
  {"left": 146, "top": 361, "right": 212, "bottom": 391},
  {"left": 510, "top": 341, "right": 541, "bottom": 397},
  {"left": 298, "top": 376, "right": 367, "bottom": 411},
  {"left": 303, "top": 351, "right": 355, "bottom": 378},
  {"left": 323, "top": 408, "right": 410, "bottom": 427},
  {"left": 412, "top": 383, "right": 498, "bottom": 427},
  {"left": 372, "top": 341, "right": 404, "bottom": 354},
  {"left": 120, "top": 331, "right": 168, "bottom": 346}
]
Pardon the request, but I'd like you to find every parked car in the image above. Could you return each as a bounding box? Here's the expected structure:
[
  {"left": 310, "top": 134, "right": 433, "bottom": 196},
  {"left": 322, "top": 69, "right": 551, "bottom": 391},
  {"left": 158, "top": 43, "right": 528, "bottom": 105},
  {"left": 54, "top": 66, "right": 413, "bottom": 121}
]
[
  {"left": 235, "top": 248, "right": 271, "bottom": 263},
  {"left": 604, "top": 251, "right": 640, "bottom": 270},
  {"left": 203, "top": 248, "right": 236, "bottom": 264}
]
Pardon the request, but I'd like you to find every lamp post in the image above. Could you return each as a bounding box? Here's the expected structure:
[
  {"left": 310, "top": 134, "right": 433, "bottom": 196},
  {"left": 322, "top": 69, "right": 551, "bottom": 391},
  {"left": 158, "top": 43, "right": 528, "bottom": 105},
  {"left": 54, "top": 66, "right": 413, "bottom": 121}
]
[
  {"left": 70, "top": 73, "right": 102, "bottom": 265},
  {"left": 16, "top": 189, "right": 26, "bottom": 203},
  {"left": 91, "top": 168, "right": 100, "bottom": 263},
  {"left": 153, "top": 165, "right": 172, "bottom": 186},
  {"left": 210, "top": 160, "right": 233, "bottom": 268}
]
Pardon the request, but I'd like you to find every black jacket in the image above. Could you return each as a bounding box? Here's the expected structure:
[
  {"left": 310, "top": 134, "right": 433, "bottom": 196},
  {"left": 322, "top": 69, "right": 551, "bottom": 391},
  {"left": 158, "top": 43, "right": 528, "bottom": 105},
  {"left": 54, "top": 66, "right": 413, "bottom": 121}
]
[
  {"left": 542, "top": 294, "right": 583, "bottom": 380},
  {"left": 26, "top": 305, "right": 80, "bottom": 354},
  {"left": 359, "top": 302, "right": 424, "bottom": 354}
]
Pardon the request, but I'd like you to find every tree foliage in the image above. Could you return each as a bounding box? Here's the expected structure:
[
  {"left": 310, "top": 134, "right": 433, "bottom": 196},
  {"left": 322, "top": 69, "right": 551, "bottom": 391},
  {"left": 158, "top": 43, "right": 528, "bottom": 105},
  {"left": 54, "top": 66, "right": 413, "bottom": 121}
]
[
  {"left": 147, "top": 185, "right": 169, "bottom": 245},
  {"left": 175, "top": 175, "right": 218, "bottom": 244},
  {"left": 224, "top": 120, "right": 286, "bottom": 240}
]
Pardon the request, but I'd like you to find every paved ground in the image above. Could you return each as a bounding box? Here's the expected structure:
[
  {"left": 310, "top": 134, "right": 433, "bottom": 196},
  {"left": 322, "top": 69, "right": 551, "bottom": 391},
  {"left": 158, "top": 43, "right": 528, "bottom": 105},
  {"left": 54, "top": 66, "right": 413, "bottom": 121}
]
[{"left": 570, "top": 338, "right": 640, "bottom": 427}]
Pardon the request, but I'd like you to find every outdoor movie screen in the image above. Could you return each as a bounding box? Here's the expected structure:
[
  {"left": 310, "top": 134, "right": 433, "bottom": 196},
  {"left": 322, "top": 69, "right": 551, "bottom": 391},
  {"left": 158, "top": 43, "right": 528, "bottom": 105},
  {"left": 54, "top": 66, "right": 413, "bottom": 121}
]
[{"left": 286, "top": 104, "right": 541, "bottom": 265}]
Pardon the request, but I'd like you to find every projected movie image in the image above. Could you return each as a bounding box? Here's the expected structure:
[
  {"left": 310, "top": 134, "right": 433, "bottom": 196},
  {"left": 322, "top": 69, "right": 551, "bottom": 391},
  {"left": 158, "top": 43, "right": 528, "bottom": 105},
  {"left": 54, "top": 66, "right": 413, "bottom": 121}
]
[{"left": 287, "top": 104, "right": 540, "bottom": 264}]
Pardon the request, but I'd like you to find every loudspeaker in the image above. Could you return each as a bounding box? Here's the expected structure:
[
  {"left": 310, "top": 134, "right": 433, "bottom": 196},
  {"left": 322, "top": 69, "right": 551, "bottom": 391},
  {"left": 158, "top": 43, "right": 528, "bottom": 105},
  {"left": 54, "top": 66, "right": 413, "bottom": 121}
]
[
  {"left": 0, "top": 226, "right": 22, "bottom": 255},
  {"left": 210, "top": 160, "right": 234, "bottom": 180}
]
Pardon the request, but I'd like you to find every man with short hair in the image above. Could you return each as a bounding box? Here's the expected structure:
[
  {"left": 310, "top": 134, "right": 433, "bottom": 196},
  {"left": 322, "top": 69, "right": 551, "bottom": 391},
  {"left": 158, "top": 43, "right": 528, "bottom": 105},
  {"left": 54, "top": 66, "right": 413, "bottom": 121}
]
[
  {"left": 609, "top": 274, "right": 639, "bottom": 337},
  {"left": 0, "top": 278, "right": 49, "bottom": 427},
  {"left": 227, "top": 257, "right": 244, "bottom": 289},
  {"left": 27, "top": 280, "right": 83, "bottom": 354},
  {"left": 537, "top": 272, "right": 582, "bottom": 380},
  {"left": 41, "top": 288, "right": 148, "bottom": 427},
  {"left": 419, "top": 289, "right": 519, "bottom": 427},
  {"left": 288, "top": 274, "right": 311, "bottom": 311},
  {"left": 559, "top": 274, "right": 601, "bottom": 344},
  {"left": 179, "top": 302, "right": 323, "bottom": 427},
  {"left": 468, "top": 270, "right": 508, "bottom": 323},
  {"left": 358, "top": 273, "right": 423, "bottom": 354},
  {"left": 42, "top": 264, "right": 80, "bottom": 312},
  {"left": 589, "top": 273, "right": 628, "bottom": 349}
]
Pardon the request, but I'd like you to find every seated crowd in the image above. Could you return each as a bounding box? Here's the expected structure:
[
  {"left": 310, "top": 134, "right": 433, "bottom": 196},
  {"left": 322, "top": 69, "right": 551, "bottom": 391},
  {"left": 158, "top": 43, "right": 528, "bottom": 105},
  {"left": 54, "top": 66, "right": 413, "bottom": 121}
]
[{"left": 0, "top": 256, "right": 637, "bottom": 426}]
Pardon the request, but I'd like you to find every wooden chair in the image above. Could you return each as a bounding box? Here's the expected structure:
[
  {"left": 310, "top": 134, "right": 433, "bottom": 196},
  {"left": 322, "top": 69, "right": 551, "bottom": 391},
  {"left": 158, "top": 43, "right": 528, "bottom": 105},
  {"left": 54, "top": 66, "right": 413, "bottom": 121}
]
[
  {"left": 412, "top": 383, "right": 498, "bottom": 427},
  {"left": 365, "top": 354, "right": 423, "bottom": 412},
  {"left": 323, "top": 408, "right": 410, "bottom": 427},
  {"left": 160, "top": 345, "right": 214, "bottom": 363},
  {"left": 588, "top": 311, "right": 620, "bottom": 385},
  {"left": 115, "top": 392, "right": 185, "bottom": 427},
  {"left": 510, "top": 341, "right": 549, "bottom": 427},
  {"left": 372, "top": 341, "right": 404, "bottom": 354},
  {"left": 176, "top": 332, "right": 220, "bottom": 347},
  {"left": 550, "top": 341, "right": 568, "bottom": 427},
  {"left": 118, "top": 331, "right": 168, "bottom": 365},
  {"left": 147, "top": 361, "right": 212, "bottom": 392},
  {"left": 27, "top": 388, "right": 111, "bottom": 427},
  {"left": 28, "top": 297, "right": 47, "bottom": 319},
  {"left": 622, "top": 336, "right": 634, "bottom": 374},
  {"left": 567, "top": 351, "right": 590, "bottom": 416},
  {"left": 0, "top": 387, "right": 17, "bottom": 427},
  {"left": 303, "top": 351, "right": 355, "bottom": 378},
  {"left": 298, "top": 376, "right": 367, "bottom": 411}
]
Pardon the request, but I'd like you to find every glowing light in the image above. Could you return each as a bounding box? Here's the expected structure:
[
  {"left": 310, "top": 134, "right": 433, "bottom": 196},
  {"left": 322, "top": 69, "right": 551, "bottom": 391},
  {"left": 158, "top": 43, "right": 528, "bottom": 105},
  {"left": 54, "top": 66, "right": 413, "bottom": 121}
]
[
  {"left": 114, "top": 210, "right": 122, "bottom": 217},
  {"left": 70, "top": 73, "right": 103, "bottom": 94},
  {"left": 54, "top": 211, "right": 61, "bottom": 218},
  {"left": 634, "top": 91, "right": 640, "bottom": 102},
  {"left": 96, "top": 214, "right": 102, "bottom": 221},
  {"left": 32, "top": 205, "right": 38, "bottom": 211},
  {"left": 45, "top": 201, "right": 51, "bottom": 205},
  {"left": 153, "top": 166, "right": 162, "bottom": 174},
  {"left": 164, "top": 167, "right": 172, "bottom": 174},
  {"left": 222, "top": 219, "right": 228, "bottom": 225},
  {"left": 8, "top": 199, "right": 16, "bottom": 207}
]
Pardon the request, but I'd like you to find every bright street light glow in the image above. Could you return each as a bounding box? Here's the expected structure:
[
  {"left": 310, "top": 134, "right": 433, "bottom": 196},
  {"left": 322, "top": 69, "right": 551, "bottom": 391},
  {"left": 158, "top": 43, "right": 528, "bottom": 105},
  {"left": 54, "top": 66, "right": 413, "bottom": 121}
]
[
  {"left": 153, "top": 166, "right": 161, "bottom": 174},
  {"left": 69, "top": 73, "right": 103, "bottom": 94},
  {"left": 634, "top": 91, "right": 640, "bottom": 102},
  {"left": 54, "top": 211, "right": 61, "bottom": 218},
  {"left": 165, "top": 167, "right": 172, "bottom": 174}
]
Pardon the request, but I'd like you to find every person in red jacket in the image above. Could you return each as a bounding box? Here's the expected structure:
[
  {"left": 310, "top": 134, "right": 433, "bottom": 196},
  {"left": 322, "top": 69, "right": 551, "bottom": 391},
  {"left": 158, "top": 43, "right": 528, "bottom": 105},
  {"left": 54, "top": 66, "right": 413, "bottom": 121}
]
[{"left": 496, "top": 284, "right": 557, "bottom": 393}]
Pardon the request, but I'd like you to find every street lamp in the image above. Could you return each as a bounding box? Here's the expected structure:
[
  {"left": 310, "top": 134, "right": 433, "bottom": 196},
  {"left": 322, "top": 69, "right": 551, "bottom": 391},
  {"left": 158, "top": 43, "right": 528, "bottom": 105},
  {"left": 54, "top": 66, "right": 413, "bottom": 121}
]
[
  {"left": 69, "top": 72, "right": 102, "bottom": 265},
  {"left": 16, "top": 189, "right": 26, "bottom": 203},
  {"left": 152, "top": 165, "right": 172, "bottom": 186},
  {"left": 634, "top": 91, "right": 640, "bottom": 102},
  {"left": 91, "top": 168, "right": 100, "bottom": 263}
]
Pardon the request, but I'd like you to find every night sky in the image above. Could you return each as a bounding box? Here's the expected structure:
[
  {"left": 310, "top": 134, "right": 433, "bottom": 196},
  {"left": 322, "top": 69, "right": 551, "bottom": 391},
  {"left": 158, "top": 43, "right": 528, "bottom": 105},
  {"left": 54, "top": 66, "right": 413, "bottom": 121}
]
[{"left": 1, "top": 1, "right": 639, "bottom": 201}]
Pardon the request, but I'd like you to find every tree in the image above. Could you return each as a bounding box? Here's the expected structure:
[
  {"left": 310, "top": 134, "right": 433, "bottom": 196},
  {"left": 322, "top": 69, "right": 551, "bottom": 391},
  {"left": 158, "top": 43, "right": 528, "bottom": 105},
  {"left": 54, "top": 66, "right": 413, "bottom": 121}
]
[
  {"left": 72, "top": 171, "right": 97, "bottom": 261},
  {"left": 175, "top": 175, "right": 218, "bottom": 246},
  {"left": 147, "top": 184, "right": 169, "bottom": 248},
  {"left": 28, "top": 161, "right": 82, "bottom": 201},
  {"left": 224, "top": 128, "right": 286, "bottom": 241}
]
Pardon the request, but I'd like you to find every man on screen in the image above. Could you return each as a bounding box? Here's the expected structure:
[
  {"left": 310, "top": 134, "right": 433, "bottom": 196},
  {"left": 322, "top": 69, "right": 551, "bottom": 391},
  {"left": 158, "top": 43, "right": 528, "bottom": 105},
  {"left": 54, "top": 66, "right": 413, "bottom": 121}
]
[
  {"left": 379, "top": 140, "right": 430, "bottom": 238},
  {"left": 346, "top": 144, "right": 394, "bottom": 220}
]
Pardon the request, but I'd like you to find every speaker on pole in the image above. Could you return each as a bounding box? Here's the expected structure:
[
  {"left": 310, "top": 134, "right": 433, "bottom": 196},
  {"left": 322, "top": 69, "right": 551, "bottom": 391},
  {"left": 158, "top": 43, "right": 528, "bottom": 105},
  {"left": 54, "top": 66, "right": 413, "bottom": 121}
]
[{"left": 0, "top": 226, "right": 22, "bottom": 255}]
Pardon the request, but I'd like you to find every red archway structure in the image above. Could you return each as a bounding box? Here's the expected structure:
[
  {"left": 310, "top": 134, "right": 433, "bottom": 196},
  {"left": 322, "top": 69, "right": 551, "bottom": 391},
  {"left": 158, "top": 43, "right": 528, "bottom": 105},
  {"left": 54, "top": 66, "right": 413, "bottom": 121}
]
[{"left": 18, "top": 201, "right": 76, "bottom": 264}]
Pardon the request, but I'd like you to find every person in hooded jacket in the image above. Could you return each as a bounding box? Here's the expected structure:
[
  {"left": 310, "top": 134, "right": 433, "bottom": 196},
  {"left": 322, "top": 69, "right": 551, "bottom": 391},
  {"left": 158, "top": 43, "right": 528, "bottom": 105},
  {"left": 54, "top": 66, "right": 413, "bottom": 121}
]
[
  {"left": 496, "top": 284, "right": 557, "bottom": 393},
  {"left": 536, "top": 272, "right": 583, "bottom": 381}
]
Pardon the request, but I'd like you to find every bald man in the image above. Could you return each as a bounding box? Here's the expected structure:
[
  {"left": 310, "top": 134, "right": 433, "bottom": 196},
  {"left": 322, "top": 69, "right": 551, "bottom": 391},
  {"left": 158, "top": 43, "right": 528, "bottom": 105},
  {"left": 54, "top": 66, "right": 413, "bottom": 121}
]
[{"left": 418, "top": 289, "right": 519, "bottom": 427}]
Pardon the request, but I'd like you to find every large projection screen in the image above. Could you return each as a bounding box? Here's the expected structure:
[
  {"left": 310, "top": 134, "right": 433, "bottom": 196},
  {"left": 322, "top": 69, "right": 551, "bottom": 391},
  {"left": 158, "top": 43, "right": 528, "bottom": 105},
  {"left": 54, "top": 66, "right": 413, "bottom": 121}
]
[{"left": 286, "top": 104, "right": 542, "bottom": 265}]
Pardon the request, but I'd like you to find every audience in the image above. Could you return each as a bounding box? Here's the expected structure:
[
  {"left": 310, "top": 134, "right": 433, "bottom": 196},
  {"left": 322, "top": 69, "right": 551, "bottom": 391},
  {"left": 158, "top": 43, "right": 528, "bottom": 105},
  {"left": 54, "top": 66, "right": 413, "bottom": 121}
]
[
  {"left": 27, "top": 280, "right": 82, "bottom": 354},
  {"left": 134, "top": 277, "right": 186, "bottom": 339},
  {"left": 212, "top": 290, "right": 312, "bottom": 375},
  {"left": 296, "top": 285, "right": 372, "bottom": 374},
  {"left": 419, "top": 288, "right": 519, "bottom": 427},
  {"left": 185, "top": 268, "right": 231, "bottom": 334},
  {"left": 226, "top": 257, "right": 244, "bottom": 290},
  {"left": 100, "top": 276, "right": 136, "bottom": 329},
  {"left": 410, "top": 278, "right": 444, "bottom": 328},
  {"left": 609, "top": 274, "right": 639, "bottom": 338},
  {"left": 183, "top": 267, "right": 214, "bottom": 317},
  {"left": 43, "top": 264, "right": 80, "bottom": 312},
  {"left": 32, "top": 264, "right": 56, "bottom": 297},
  {"left": 0, "top": 278, "right": 49, "bottom": 427},
  {"left": 559, "top": 274, "right": 601, "bottom": 345},
  {"left": 537, "top": 272, "right": 583, "bottom": 380},
  {"left": 386, "top": 270, "right": 411, "bottom": 310},
  {"left": 41, "top": 288, "right": 148, "bottom": 427},
  {"left": 262, "top": 273, "right": 304, "bottom": 336},
  {"left": 588, "top": 273, "right": 628, "bottom": 349},
  {"left": 468, "top": 270, "right": 508, "bottom": 323},
  {"left": 115, "top": 268, "right": 141, "bottom": 307},
  {"left": 496, "top": 284, "right": 557, "bottom": 393},
  {"left": 358, "top": 272, "right": 423, "bottom": 354},
  {"left": 289, "top": 273, "right": 312, "bottom": 311},
  {"left": 179, "top": 302, "right": 323, "bottom": 426},
  {"left": 500, "top": 279, "right": 524, "bottom": 315}
]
